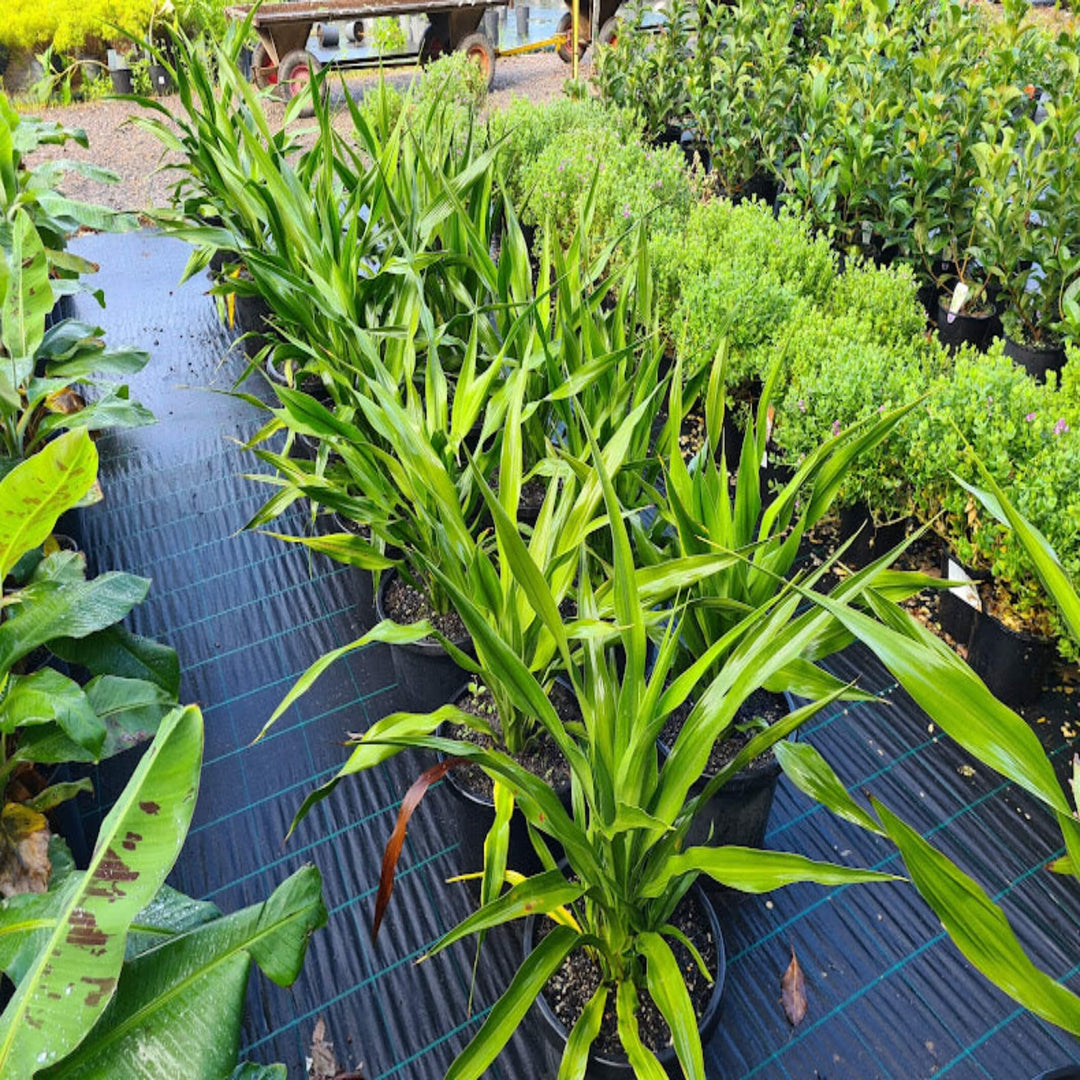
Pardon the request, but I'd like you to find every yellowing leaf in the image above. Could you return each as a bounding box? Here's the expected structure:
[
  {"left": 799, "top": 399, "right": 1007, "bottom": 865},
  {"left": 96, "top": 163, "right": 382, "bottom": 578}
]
[{"left": 0, "top": 802, "right": 51, "bottom": 898}]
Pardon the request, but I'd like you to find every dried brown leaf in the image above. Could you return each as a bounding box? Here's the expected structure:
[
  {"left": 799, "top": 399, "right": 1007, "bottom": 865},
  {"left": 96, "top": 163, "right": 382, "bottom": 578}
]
[
  {"left": 781, "top": 945, "right": 807, "bottom": 1026},
  {"left": 372, "top": 758, "right": 464, "bottom": 944},
  {"left": 0, "top": 802, "right": 51, "bottom": 898},
  {"left": 308, "top": 1016, "right": 338, "bottom": 1080}
]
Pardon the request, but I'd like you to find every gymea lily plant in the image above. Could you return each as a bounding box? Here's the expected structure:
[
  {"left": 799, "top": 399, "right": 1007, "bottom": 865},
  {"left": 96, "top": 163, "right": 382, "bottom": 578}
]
[
  {"left": 632, "top": 345, "right": 924, "bottom": 680},
  {"left": 261, "top": 418, "right": 1058, "bottom": 1078}
]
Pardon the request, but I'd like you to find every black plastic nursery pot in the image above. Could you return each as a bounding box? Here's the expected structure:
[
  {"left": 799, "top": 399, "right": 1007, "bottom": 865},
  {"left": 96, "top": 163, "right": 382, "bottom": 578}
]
[
  {"left": 936, "top": 544, "right": 982, "bottom": 647},
  {"left": 1004, "top": 337, "right": 1067, "bottom": 383},
  {"left": 1035, "top": 1068, "right": 1080, "bottom": 1080},
  {"left": 147, "top": 63, "right": 173, "bottom": 95},
  {"left": 375, "top": 571, "right": 474, "bottom": 713},
  {"left": 936, "top": 300, "right": 1001, "bottom": 354},
  {"left": 109, "top": 68, "right": 133, "bottom": 94},
  {"left": 965, "top": 606, "right": 1056, "bottom": 708},
  {"left": 837, "top": 503, "right": 910, "bottom": 569},
  {"left": 438, "top": 691, "right": 575, "bottom": 892},
  {"left": 658, "top": 690, "right": 795, "bottom": 865},
  {"left": 525, "top": 882, "right": 726, "bottom": 1080}
]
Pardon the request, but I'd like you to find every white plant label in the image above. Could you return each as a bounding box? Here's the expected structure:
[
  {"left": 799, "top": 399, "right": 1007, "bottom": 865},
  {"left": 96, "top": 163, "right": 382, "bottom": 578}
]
[
  {"left": 947, "top": 558, "right": 982, "bottom": 611},
  {"left": 947, "top": 282, "right": 970, "bottom": 323}
]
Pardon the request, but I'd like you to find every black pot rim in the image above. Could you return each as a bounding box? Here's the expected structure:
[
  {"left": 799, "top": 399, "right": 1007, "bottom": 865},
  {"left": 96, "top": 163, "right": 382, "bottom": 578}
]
[
  {"left": 375, "top": 569, "right": 471, "bottom": 657},
  {"left": 1003, "top": 335, "right": 1067, "bottom": 358},
  {"left": 524, "top": 879, "right": 726, "bottom": 1072},
  {"left": 438, "top": 683, "right": 574, "bottom": 810},
  {"left": 972, "top": 605, "right": 1055, "bottom": 648},
  {"left": 936, "top": 297, "right": 998, "bottom": 322},
  {"left": 656, "top": 689, "right": 797, "bottom": 787}
]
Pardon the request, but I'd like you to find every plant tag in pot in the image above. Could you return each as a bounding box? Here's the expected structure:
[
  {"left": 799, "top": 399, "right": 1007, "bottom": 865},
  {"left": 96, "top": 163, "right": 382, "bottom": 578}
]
[
  {"left": 861, "top": 221, "right": 872, "bottom": 247},
  {"left": 947, "top": 282, "right": 970, "bottom": 323},
  {"left": 947, "top": 558, "right": 982, "bottom": 611}
]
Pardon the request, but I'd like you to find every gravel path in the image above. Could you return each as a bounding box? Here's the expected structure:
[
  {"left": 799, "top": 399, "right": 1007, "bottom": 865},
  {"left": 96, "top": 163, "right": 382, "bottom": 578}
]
[{"left": 24, "top": 53, "right": 588, "bottom": 214}]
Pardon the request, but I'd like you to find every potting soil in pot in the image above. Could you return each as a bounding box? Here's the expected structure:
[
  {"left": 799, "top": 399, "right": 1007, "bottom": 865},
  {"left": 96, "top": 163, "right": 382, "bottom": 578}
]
[
  {"left": 661, "top": 685, "right": 787, "bottom": 775},
  {"left": 382, "top": 574, "right": 468, "bottom": 642},
  {"left": 447, "top": 682, "right": 576, "bottom": 799},
  {"left": 538, "top": 889, "right": 718, "bottom": 1060}
]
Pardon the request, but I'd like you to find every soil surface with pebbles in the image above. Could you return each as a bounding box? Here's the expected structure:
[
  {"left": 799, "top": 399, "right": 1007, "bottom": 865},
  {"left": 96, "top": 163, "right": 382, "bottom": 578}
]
[{"left": 23, "top": 55, "right": 586, "bottom": 214}]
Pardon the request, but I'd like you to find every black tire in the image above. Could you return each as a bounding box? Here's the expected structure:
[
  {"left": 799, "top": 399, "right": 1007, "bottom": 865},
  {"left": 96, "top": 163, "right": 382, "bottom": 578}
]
[
  {"left": 597, "top": 16, "right": 620, "bottom": 48},
  {"left": 317, "top": 23, "right": 340, "bottom": 48},
  {"left": 418, "top": 23, "right": 447, "bottom": 65},
  {"left": 555, "top": 12, "right": 588, "bottom": 63},
  {"left": 251, "top": 42, "right": 277, "bottom": 89},
  {"left": 456, "top": 31, "right": 495, "bottom": 88},
  {"left": 277, "top": 48, "right": 322, "bottom": 104}
]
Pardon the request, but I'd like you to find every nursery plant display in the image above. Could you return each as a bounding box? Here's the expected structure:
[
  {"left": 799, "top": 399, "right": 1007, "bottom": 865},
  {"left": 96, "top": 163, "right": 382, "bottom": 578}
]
[
  {"left": 93, "top": 13, "right": 1080, "bottom": 1076},
  {"left": 596, "top": 0, "right": 1080, "bottom": 360}
]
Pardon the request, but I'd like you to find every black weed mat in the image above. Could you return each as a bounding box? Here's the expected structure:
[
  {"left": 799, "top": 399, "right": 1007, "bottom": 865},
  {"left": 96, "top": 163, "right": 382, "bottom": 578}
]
[{"left": 68, "top": 233, "right": 1079, "bottom": 1079}]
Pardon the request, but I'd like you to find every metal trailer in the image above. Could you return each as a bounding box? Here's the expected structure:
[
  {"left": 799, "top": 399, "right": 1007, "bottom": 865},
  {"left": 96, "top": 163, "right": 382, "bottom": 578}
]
[
  {"left": 225, "top": 0, "right": 600, "bottom": 97},
  {"left": 553, "top": 0, "right": 621, "bottom": 62}
]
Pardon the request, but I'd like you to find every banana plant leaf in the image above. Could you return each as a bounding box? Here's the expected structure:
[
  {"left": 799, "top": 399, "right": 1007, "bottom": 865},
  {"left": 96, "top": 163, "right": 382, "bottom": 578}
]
[
  {"left": 0, "top": 430, "right": 97, "bottom": 580},
  {"left": 0, "top": 705, "right": 202, "bottom": 1076},
  {"left": 41, "top": 865, "right": 327, "bottom": 1079}
]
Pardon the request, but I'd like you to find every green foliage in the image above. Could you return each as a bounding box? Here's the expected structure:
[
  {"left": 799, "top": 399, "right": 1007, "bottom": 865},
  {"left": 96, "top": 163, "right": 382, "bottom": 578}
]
[
  {"left": 0, "top": 0, "right": 158, "bottom": 53},
  {"left": 414, "top": 50, "right": 488, "bottom": 114},
  {"left": 904, "top": 345, "right": 1080, "bottom": 653},
  {"left": 520, "top": 114, "right": 694, "bottom": 259},
  {"left": 371, "top": 16, "right": 407, "bottom": 55},
  {"left": 0, "top": 704, "right": 326, "bottom": 1077},
  {"left": 649, "top": 199, "right": 835, "bottom": 384},
  {"left": 593, "top": 0, "right": 693, "bottom": 141},
  {"left": 0, "top": 431, "right": 181, "bottom": 818}
]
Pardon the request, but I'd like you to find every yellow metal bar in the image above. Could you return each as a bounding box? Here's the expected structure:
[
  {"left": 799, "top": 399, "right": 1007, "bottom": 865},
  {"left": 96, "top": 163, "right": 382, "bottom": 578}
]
[
  {"left": 571, "top": 0, "right": 580, "bottom": 79},
  {"left": 495, "top": 33, "right": 565, "bottom": 56}
]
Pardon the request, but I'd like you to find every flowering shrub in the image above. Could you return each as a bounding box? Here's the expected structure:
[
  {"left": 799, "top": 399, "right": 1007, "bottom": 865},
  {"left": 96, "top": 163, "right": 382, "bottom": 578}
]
[
  {"left": 0, "top": 0, "right": 157, "bottom": 53},
  {"left": 518, "top": 114, "right": 694, "bottom": 259},
  {"left": 650, "top": 199, "right": 835, "bottom": 384},
  {"left": 773, "top": 303, "right": 951, "bottom": 516},
  {"left": 412, "top": 50, "right": 487, "bottom": 114}
]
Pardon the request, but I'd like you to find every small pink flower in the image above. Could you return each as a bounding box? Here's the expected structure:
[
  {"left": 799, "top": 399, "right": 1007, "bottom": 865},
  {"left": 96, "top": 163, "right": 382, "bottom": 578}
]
[
  {"left": 797, "top": 399, "right": 807, "bottom": 413},
  {"left": 878, "top": 404, "right": 886, "bottom": 414},
  {"left": 831, "top": 419, "right": 841, "bottom": 437},
  {"left": 622, "top": 207, "right": 631, "bottom": 219},
  {"left": 1025, "top": 412, "right": 1037, "bottom": 422},
  {"left": 1053, "top": 417, "right": 1069, "bottom": 436}
]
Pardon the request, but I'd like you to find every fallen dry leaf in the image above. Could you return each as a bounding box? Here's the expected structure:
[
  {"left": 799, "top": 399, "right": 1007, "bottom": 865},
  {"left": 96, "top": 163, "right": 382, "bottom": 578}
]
[
  {"left": 309, "top": 1017, "right": 338, "bottom": 1079},
  {"left": 781, "top": 945, "right": 807, "bottom": 1026},
  {"left": 0, "top": 802, "right": 51, "bottom": 898},
  {"left": 307, "top": 1017, "right": 364, "bottom": 1080}
]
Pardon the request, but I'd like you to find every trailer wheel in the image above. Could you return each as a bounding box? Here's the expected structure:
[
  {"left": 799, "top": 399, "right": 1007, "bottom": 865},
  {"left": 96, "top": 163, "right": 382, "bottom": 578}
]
[
  {"left": 277, "top": 49, "right": 322, "bottom": 104},
  {"left": 251, "top": 42, "right": 278, "bottom": 89},
  {"left": 556, "top": 13, "right": 588, "bottom": 64},
  {"left": 597, "top": 16, "right": 620, "bottom": 48},
  {"left": 418, "top": 23, "right": 447, "bottom": 64},
  {"left": 456, "top": 32, "right": 495, "bottom": 88}
]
